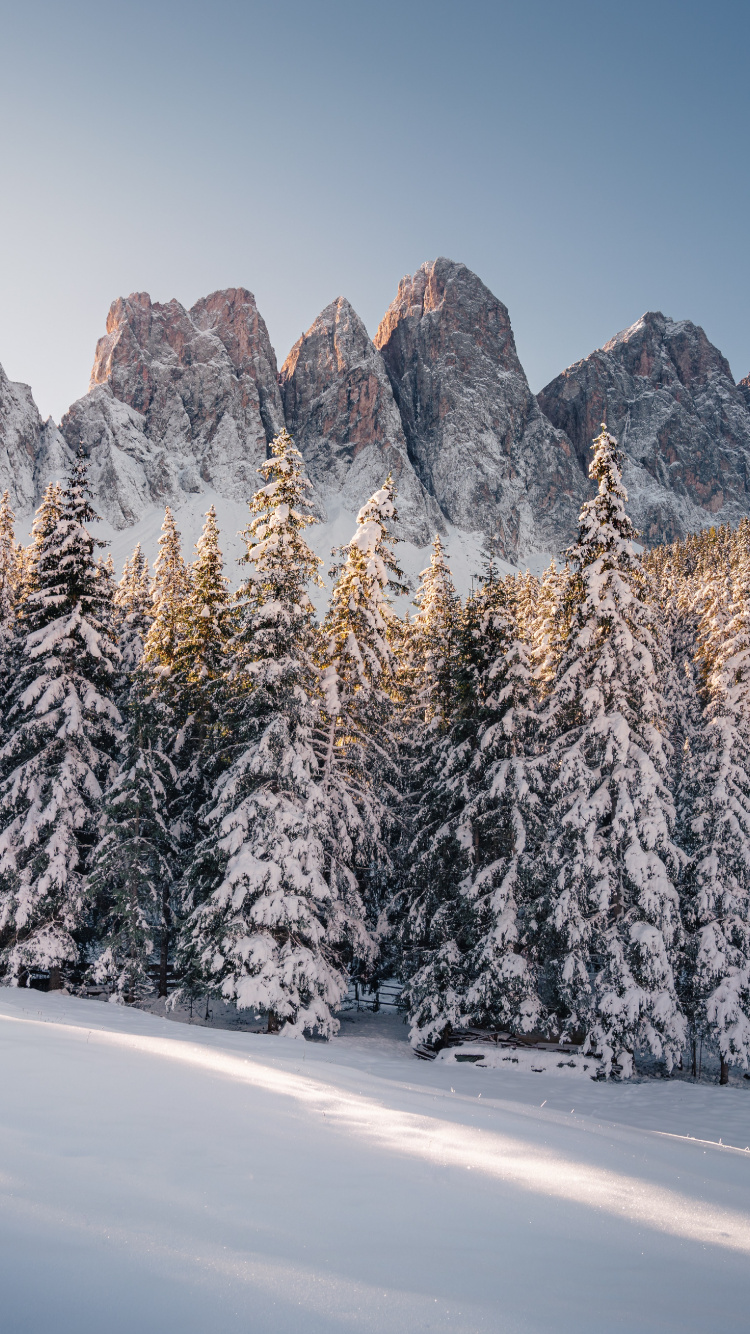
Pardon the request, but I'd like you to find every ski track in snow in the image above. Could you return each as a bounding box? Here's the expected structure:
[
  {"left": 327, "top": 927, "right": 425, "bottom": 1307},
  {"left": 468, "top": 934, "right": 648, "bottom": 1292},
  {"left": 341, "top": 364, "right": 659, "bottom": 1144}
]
[{"left": 0, "top": 990, "right": 748, "bottom": 1333}]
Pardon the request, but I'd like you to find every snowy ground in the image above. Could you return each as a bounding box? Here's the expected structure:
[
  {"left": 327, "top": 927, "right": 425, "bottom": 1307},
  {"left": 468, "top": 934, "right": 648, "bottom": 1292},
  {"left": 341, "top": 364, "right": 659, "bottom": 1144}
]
[{"left": 1, "top": 990, "right": 748, "bottom": 1333}]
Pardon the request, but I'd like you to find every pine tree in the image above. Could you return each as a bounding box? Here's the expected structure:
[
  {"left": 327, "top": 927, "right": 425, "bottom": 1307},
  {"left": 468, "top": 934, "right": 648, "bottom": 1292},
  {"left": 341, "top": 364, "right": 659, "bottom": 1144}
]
[
  {"left": 0, "top": 454, "right": 121, "bottom": 986},
  {"left": 680, "top": 539, "right": 750, "bottom": 1081},
  {"left": 176, "top": 430, "right": 371, "bottom": 1035},
  {"left": 405, "top": 534, "right": 460, "bottom": 726},
  {"left": 171, "top": 506, "right": 234, "bottom": 874},
  {"left": 0, "top": 491, "right": 20, "bottom": 702},
  {"left": 178, "top": 505, "right": 232, "bottom": 685},
  {"left": 88, "top": 671, "right": 179, "bottom": 1002},
  {"left": 20, "top": 481, "right": 62, "bottom": 604},
  {"left": 536, "top": 425, "right": 685, "bottom": 1077},
  {"left": 116, "top": 543, "right": 152, "bottom": 676},
  {"left": 530, "top": 559, "right": 569, "bottom": 696},
  {"left": 143, "top": 508, "right": 192, "bottom": 674},
  {"left": 402, "top": 563, "right": 543, "bottom": 1046},
  {"left": 317, "top": 478, "right": 408, "bottom": 964},
  {"left": 459, "top": 574, "right": 545, "bottom": 1035}
]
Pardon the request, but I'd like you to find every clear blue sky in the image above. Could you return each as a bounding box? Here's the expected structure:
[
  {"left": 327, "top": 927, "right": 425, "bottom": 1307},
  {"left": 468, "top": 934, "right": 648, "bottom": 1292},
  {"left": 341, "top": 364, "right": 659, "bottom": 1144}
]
[{"left": 1, "top": 0, "right": 748, "bottom": 422}]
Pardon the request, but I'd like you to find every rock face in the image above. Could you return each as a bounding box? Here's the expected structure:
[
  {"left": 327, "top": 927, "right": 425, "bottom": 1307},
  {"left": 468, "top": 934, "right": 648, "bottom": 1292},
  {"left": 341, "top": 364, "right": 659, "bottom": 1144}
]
[
  {"left": 60, "top": 289, "right": 284, "bottom": 529},
  {"left": 279, "top": 297, "right": 442, "bottom": 545},
  {"left": 374, "top": 258, "right": 585, "bottom": 559},
  {"left": 0, "top": 363, "right": 69, "bottom": 516},
  {"left": 738, "top": 373, "right": 750, "bottom": 414},
  {"left": 538, "top": 312, "right": 750, "bottom": 543}
]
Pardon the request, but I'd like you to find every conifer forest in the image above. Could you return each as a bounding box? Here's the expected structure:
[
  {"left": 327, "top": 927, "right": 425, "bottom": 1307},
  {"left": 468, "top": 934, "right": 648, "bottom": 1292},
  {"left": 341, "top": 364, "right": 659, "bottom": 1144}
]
[{"left": 1, "top": 424, "right": 749, "bottom": 1085}]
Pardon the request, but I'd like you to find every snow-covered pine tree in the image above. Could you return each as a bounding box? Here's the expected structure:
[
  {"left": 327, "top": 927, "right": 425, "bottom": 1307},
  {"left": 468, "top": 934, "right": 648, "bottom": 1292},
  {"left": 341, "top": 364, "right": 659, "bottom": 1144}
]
[
  {"left": 530, "top": 559, "right": 569, "bottom": 698},
  {"left": 20, "top": 481, "right": 62, "bottom": 603},
  {"left": 115, "top": 543, "right": 152, "bottom": 677},
  {"left": 405, "top": 533, "right": 460, "bottom": 726},
  {"left": 88, "top": 668, "right": 179, "bottom": 1003},
  {"left": 0, "top": 453, "right": 121, "bottom": 987},
  {"left": 401, "top": 560, "right": 543, "bottom": 1046},
  {"left": 536, "top": 425, "right": 685, "bottom": 1077},
  {"left": 143, "top": 507, "right": 192, "bottom": 675},
  {"left": 317, "top": 477, "right": 408, "bottom": 964},
  {"left": 170, "top": 505, "right": 234, "bottom": 868},
  {"left": 459, "top": 572, "right": 545, "bottom": 1035},
  {"left": 396, "top": 541, "right": 471, "bottom": 1044},
  {"left": 679, "top": 536, "right": 750, "bottom": 1081},
  {"left": 0, "top": 491, "right": 20, "bottom": 702},
  {"left": 176, "top": 429, "right": 371, "bottom": 1035},
  {"left": 135, "top": 509, "right": 195, "bottom": 992},
  {"left": 178, "top": 505, "right": 232, "bottom": 685}
]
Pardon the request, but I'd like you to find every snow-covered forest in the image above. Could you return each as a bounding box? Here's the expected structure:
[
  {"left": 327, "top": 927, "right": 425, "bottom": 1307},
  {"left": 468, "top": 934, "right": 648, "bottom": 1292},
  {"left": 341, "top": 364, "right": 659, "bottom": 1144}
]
[{"left": 1, "top": 424, "right": 749, "bottom": 1084}]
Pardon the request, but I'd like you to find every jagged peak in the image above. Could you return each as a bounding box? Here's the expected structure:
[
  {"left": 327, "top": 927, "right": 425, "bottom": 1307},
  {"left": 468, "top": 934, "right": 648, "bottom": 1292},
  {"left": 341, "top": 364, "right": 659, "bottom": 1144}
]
[{"left": 280, "top": 296, "right": 374, "bottom": 385}]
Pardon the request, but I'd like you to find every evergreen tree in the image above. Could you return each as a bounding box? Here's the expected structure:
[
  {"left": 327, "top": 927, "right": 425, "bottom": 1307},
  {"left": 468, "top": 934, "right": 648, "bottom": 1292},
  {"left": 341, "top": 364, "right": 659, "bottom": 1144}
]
[
  {"left": 0, "top": 455, "right": 120, "bottom": 985},
  {"left": 530, "top": 559, "right": 569, "bottom": 697},
  {"left": 88, "top": 671, "right": 179, "bottom": 1002},
  {"left": 396, "top": 536, "right": 467, "bottom": 1040},
  {"left": 0, "top": 491, "right": 20, "bottom": 701},
  {"left": 536, "top": 425, "right": 684, "bottom": 1077},
  {"left": 116, "top": 543, "right": 152, "bottom": 677},
  {"left": 680, "top": 541, "right": 750, "bottom": 1081},
  {"left": 143, "top": 507, "right": 191, "bottom": 674},
  {"left": 178, "top": 505, "right": 232, "bottom": 685},
  {"left": 171, "top": 506, "right": 234, "bottom": 868},
  {"left": 176, "top": 430, "right": 371, "bottom": 1035},
  {"left": 20, "top": 481, "right": 62, "bottom": 604},
  {"left": 405, "top": 534, "right": 460, "bottom": 726},
  {"left": 317, "top": 478, "right": 408, "bottom": 960},
  {"left": 402, "top": 564, "right": 543, "bottom": 1046},
  {"left": 459, "top": 574, "right": 545, "bottom": 1035}
]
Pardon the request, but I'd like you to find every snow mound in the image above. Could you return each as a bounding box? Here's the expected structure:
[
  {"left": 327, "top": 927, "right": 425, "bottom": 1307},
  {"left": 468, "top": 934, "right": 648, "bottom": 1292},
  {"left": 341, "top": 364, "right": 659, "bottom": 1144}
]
[{"left": 436, "top": 1043, "right": 602, "bottom": 1077}]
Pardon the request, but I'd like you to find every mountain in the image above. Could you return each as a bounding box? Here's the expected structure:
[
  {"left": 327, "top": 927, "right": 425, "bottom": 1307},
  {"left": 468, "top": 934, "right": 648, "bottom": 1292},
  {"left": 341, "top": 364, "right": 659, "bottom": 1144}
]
[
  {"left": 279, "top": 296, "right": 442, "bottom": 546},
  {"left": 59, "top": 288, "right": 284, "bottom": 530},
  {"left": 0, "top": 362, "right": 68, "bottom": 515},
  {"left": 537, "top": 312, "right": 750, "bottom": 543},
  {"left": 374, "top": 258, "right": 585, "bottom": 560},
  {"left": 4, "top": 265, "right": 750, "bottom": 585}
]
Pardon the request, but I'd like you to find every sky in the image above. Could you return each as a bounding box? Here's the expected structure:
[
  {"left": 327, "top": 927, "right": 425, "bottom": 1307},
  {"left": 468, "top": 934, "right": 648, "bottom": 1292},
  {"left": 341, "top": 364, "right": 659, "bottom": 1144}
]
[{"left": 0, "top": 0, "right": 748, "bottom": 423}]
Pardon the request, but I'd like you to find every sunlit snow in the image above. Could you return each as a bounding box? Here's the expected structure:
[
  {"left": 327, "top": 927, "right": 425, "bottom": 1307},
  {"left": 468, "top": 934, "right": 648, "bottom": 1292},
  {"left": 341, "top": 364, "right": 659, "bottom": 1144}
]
[{"left": 0, "top": 989, "right": 748, "bottom": 1333}]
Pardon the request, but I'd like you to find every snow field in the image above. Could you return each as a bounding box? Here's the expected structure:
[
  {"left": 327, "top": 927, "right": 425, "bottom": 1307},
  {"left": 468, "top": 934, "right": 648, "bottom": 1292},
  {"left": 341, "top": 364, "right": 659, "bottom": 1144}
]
[{"left": 0, "top": 990, "right": 748, "bottom": 1334}]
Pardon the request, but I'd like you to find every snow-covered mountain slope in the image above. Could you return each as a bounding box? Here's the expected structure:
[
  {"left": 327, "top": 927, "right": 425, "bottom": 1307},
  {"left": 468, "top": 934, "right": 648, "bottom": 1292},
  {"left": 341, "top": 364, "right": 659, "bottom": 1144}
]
[
  {"left": 538, "top": 311, "right": 750, "bottom": 543},
  {"left": 93, "top": 490, "right": 491, "bottom": 609},
  {"left": 374, "top": 258, "right": 586, "bottom": 560},
  {"left": 0, "top": 989, "right": 748, "bottom": 1334}
]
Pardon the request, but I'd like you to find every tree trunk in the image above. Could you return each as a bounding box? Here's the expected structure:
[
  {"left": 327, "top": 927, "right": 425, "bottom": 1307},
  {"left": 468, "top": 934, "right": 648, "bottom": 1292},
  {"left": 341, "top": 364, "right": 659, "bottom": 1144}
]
[
  {"left": 691, "top": 1037, "right": 697, "bottom": 1078},
  {"left": 47, "top": 965, "right": 62, "bottom": 992},
  {"left": 158, "top": 884, "right": 171, "bottom": 998},
  {"left": 720, "top": 1056, "right": 729, "bottom": 1086},
  {"left": 267, "top": 1009, "right": 279, "bottom": 1034}
]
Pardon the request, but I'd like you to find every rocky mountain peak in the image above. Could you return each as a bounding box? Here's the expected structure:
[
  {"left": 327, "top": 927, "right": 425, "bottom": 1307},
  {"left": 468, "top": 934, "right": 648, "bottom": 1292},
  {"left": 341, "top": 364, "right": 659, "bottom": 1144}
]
[
  {"left": 374, "top": 258, "right": 584, "bottom": 559},
  {"left": 738, "top": 372, "right": 750, "bottom": 413},
  {"left": 601, "top": 311, "right": 734, "bottom": 394},
  {"left": 374, "top": 256, "right": 523, "bottom": 380},
  {"left": 59, "top": 287, "right": 285, "bottom": 530},
  {"left": 90, "top": 287, "right": 283, "bottom": 442},
  {"left": 279, "top": 296, "right": 441, "bottom": 545},
  {"left": 538, "top": 312, "right": 750, "bottom": 543}
]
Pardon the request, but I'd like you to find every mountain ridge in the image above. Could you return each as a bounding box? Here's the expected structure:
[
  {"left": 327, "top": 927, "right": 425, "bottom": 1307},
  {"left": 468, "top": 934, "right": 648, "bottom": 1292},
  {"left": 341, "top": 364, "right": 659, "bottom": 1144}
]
[{"left": 1, "top": 261, "right": 750, "bottom": 587}]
